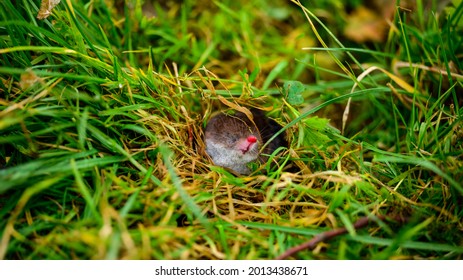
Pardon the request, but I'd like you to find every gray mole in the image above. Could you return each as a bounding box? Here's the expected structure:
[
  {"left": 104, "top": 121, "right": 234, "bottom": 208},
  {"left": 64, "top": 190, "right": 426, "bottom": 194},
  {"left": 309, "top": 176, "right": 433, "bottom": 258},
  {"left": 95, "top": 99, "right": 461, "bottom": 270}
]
[{"left": 205, "top": 109, "right": 287, "bottom": 175}]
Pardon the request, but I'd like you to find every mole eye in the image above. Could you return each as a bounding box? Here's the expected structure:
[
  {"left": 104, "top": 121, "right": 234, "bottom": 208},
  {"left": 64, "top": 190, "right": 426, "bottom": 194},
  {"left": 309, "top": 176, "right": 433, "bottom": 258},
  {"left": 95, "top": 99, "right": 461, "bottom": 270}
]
[{"left": 226, "top": 133, "right": 238, "bottom": 143}]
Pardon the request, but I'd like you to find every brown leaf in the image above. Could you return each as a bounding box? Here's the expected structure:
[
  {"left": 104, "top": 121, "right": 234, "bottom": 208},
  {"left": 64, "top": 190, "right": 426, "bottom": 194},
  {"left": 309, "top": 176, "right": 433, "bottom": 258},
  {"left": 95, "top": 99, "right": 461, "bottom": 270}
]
[
  {"left": 37, "top": 0, "right": 61, "bottom": 20},
  {"left": 19, "top": 70, "right": 43, "bottom": 90},
  {"left": 344, "top": 6, "right": 389, "bottom": 43}
]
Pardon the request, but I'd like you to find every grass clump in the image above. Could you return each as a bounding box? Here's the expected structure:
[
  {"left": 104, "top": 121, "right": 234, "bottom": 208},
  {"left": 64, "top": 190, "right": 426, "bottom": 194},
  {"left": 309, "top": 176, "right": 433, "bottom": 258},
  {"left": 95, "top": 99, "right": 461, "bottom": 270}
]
[{"left": 0, "top": 0, "right": 462, "bottom": 259}]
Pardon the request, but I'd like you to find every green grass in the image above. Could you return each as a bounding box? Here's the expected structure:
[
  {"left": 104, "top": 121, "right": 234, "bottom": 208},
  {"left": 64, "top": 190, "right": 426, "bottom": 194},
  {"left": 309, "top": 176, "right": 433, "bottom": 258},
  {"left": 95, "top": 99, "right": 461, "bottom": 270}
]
[{"left": 0, "top": 0, "right": 462, "bottom": 259}]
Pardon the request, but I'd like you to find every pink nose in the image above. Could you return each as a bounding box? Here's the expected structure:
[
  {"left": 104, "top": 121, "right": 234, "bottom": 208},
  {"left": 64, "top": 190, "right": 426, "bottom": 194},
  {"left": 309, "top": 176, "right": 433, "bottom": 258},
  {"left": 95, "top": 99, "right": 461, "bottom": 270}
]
[
  {"left": 247, "top": 136, "right": 257, "bottom": 143},
  {"left": 239, "top": 136, "right": 258, "bottom": 154}
]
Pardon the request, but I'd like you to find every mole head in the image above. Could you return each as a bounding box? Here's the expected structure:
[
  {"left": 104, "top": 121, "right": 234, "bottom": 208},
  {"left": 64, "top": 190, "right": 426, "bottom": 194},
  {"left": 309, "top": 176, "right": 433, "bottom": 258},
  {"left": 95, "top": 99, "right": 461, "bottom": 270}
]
[{"left": 204, "top": 112, "right": 262, "bottom": 174}]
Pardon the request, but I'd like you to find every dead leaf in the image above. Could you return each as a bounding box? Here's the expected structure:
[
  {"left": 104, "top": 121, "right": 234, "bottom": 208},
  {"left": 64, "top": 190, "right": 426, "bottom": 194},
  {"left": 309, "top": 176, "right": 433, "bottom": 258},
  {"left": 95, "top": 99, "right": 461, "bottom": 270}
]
[
  {"left": 344, "top": 6, "right": 389, "bottom": 43},
  {"left": 37, "top": 0, "right": 61, "bottom": 20},
  {"left": 19, "top": 70, "right": 43, "bottom": 90}
]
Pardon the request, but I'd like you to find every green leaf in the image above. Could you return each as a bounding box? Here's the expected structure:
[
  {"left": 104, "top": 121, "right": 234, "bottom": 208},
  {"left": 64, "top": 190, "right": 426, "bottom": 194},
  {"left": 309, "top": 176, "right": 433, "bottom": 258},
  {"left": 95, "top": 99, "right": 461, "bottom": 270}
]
[
  {"left": 283, "top": 80, "right": 305, "bottom": 105},
  {"left": 300, "top": 116, "right": 333, "bottom": 146}
]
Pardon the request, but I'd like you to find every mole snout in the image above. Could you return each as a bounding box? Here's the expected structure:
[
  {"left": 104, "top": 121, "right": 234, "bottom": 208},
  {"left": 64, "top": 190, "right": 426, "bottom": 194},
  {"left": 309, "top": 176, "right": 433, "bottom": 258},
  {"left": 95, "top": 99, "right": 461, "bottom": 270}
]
[
  {"left": 204, "top": 109, "right": 287, "bottom": 175},
  {"left": 238, "top": 136, "right": 258, "bottom": 154}
]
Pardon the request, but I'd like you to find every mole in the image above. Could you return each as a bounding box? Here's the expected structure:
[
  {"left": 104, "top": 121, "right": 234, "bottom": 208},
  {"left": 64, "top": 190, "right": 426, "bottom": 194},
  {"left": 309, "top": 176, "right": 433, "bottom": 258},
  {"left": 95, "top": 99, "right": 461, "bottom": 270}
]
[{"left": 204, "top": 108, "right": 287, "bottom": 175}]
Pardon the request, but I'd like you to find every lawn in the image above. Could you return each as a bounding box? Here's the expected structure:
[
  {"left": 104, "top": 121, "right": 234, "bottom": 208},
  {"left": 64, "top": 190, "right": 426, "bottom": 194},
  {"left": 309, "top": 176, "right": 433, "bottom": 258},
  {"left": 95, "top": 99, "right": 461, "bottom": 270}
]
[{"left": 0, "top": 0, "right": 462, "bottom": 259}]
